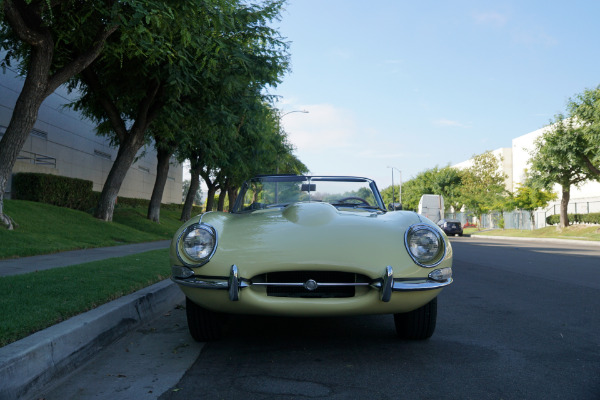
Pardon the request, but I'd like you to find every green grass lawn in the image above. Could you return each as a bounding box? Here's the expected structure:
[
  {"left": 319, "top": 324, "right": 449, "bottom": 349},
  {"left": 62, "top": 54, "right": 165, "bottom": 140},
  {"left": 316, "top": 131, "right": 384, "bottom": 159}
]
[
  {"left": 467, "top": 225, "right": 600, "bottom": 241},
  {"left": 0, "top": 199, "right": 187, "bottom": 347},
  {"left": 0, "top": 199, "right": 186, "bottom": 259},
  {"left": 0, "top": 249, "right": 170, "bottom": 347}
]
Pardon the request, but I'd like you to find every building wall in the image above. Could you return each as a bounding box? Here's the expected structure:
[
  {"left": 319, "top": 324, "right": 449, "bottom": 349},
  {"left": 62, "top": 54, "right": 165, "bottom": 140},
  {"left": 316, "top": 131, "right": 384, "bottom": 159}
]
[
  {"left": 511, "top": 126, "right": 543, "bottom": 191},
  {"left": 453, "top": 125, "right": 600, "bottom": 212},
  {"left": 511, "top": 124, "right": 600, "bottom": 205},
  {"left": 452, "top": 147, "right": 513, "bottom": 192},
  {"left": 1, "top": 68, "right": 183, "bottom": 203}
]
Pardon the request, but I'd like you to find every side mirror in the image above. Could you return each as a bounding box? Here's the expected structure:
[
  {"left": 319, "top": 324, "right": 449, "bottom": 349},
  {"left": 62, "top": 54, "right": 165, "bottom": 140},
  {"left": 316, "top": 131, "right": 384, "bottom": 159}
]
[{"left": 388, "top": 202, "right": 402, "bottom": 211}]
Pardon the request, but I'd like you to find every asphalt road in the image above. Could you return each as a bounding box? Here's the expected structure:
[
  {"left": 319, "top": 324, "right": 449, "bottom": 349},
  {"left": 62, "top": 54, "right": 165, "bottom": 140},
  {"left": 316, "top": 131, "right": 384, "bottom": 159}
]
[{"left": 42, "top": 237, "right": 600, "bottom": 400}]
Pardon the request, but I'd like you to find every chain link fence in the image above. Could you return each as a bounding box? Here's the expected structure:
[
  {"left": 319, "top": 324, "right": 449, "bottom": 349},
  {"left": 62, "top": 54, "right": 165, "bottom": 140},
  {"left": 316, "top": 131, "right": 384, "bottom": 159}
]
[
  {"left": 447, "top": 200, "right": 600, "bottom": 230},
  {"left": 447, "top": 211, "right": 533, "bottom": 230}
]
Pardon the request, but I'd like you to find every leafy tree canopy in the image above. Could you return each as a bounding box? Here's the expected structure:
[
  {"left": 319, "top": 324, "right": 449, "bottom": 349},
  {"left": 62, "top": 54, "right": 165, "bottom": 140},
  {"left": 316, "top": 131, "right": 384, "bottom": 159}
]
[
  {"left": 566, "top": 86, "right": 600, "bottom": 177},
  {"left": 528, "top": 116, "right": 592, "bottom": 191},
  {"left": 382, "top": 166, "right": 462, "bottom": 212},
  {"left": 528, "top": 115, "right": 594, "bottom": 227},
  {"left": 459, "top": 151, "right": 507, "bottom": 218}
]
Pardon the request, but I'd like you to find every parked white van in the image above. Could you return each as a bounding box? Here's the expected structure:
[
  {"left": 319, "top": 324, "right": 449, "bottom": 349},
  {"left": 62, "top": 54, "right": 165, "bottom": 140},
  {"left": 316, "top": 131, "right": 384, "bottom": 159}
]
[{"left": 418, "top": 194, "right": 444, "bottom": 223}]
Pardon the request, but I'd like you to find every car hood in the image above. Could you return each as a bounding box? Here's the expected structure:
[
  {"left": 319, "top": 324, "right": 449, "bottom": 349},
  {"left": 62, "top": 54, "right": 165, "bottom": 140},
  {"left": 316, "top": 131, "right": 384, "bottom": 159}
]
[{"left": 185, "top": 202, "right": 432, "bottom": 278}]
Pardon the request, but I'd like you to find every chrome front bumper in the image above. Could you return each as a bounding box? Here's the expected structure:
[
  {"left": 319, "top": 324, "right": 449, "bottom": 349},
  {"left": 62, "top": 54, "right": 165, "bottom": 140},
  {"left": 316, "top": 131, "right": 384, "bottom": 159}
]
[{"left": 172, "top": 265, "right": 453, "bottom": 302}]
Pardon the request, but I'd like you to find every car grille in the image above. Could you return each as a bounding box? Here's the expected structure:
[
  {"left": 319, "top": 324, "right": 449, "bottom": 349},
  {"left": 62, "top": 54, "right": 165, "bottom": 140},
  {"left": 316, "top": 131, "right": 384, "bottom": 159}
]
[{"left": 261, "top": 271, "right": 361, "bottom": 298}]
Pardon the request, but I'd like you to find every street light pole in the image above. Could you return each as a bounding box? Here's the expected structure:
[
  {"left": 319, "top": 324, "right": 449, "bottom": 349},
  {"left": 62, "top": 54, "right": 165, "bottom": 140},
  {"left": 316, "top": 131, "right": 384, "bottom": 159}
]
[
  {"left": 281, "top": 109, "right": 309, "bottom": 118},
  {"left": 276, "top": 109, "right": 309, "bottom": 174},
  {"left": 275, "top": 109, "right": 309, "bottom": 202},
  {"left": 390, "top": 167, "right": 395, "bottom": 208},
  {"left": 387, "top": 166, "right": 402, "bottom": 209}
]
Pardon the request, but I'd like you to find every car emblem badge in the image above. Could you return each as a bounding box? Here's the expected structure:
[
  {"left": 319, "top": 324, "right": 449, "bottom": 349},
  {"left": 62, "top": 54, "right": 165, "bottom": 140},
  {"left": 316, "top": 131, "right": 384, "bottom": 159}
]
[{"left": 304, "top": 279, "right": 318, "bottom": 291}]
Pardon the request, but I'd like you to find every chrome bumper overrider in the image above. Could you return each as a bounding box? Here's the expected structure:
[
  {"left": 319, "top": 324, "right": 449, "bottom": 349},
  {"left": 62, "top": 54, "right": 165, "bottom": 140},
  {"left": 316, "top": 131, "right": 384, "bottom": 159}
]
[{"left": 171, "top": 265, "right": 452, "bottom": 302}]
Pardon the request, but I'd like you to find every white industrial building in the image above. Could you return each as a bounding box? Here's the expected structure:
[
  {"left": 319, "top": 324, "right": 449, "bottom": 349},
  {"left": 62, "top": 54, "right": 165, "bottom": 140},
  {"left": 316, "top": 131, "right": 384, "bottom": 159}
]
[
  {"left": 0, "top": 67, "right": 183, "bottom": 203},
  {"left": 453, "top": 125, "right": 600, "bottom": 224}
]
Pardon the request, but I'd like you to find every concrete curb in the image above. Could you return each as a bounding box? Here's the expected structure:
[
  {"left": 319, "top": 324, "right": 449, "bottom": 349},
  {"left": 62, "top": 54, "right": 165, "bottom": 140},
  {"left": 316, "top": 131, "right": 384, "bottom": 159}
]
[
  {"left": 0, "top": 279, "right": 184, "bottom": 400},
  {"left": 469, "top": 234, "right": 600, "bottom": 246}
]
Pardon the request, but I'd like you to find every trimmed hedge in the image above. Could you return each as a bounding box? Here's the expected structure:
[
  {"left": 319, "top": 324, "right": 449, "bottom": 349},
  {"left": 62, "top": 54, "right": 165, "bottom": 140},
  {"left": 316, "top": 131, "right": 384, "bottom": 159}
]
[
  {"left": 116, "top": 195, "right": 202, "bottom": 214},
  {"left": 12, "top": 172, "right": 202, "bottom": 214},
  {"left": 12, "top": 173, "right": 95, "bottom": 211},
  {"left": 546, "top": 213, "right": 600, "bottom": 225}
]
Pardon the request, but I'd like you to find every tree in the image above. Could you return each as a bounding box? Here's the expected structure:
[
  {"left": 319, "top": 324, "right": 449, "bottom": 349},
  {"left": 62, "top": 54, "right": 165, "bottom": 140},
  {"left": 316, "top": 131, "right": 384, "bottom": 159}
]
[
  {"left": 147, "top": 136, "right": 177, "bottom": 223},
  {"left": 0, "top": 0, "right": 121, "bottom": 229},
  {"left": 506, "top": 184, "right": 556, "bottom": 229},
  {"left": 396, "top": 178, "right": 423, "bottom": 211},
  {"left": 528, "top": 115, "right": 593, "bottom": 228},
  {"left": 177, "top": 89, "right": 307, "bottom": 220},
  {"left": 430, "top": 166, "right": 463, "bottom": 213},
  {"left": 147, "top": 106, "right": 191, "bottom": 222},
  {"left": 566, "top": 86, "right": 600, "bottom": 177},
  {"left": 459, "top": 151, "right": 508, "bottom": 225},
  {"left": 181, "top": 153, "right": 206, "bottom": 221},
  {"left": 380, "top": 184, "right": 401, "bottom": 209},
  {"left": 385, "top": 166, "right": 462, "bottom": 212},
  {"left": 72, "top": 1, "right": 213, "bottom": 222},
  {"left": 182, "top": 180, "right": 203, "bottom": 206},
  {"left": 198, "top": 102, "right": 307, "bottom": 213},
  {"left": 72, "top": 0, "right": 289, "bottom": 222}
]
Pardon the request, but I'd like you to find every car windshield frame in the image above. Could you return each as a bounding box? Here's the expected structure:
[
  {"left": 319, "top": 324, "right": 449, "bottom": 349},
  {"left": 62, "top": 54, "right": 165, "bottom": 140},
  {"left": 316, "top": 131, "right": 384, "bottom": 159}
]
[{"left": 231, "top": 175, "right": 387, "bottom": 213}]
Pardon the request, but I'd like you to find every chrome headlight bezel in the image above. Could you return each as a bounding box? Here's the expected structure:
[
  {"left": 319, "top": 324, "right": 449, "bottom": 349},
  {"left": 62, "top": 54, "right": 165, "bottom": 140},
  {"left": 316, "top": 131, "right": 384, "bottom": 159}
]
[
  {"left": 404, "top": 223, "right": 446, "bottom": 268},
  {"left": 176, "top": 223, "right": 218, "bottom": 267}
]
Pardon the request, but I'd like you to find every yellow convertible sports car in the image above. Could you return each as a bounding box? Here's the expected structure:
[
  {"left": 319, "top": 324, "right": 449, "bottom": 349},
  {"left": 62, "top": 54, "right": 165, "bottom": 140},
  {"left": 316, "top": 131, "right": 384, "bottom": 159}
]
[{"left": 171, "top": 175, "right": 453, "bottom": 341}]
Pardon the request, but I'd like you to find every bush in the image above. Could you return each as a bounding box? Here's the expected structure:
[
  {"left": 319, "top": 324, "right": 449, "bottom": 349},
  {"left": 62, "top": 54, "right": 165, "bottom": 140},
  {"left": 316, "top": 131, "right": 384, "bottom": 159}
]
[
  {"left": 12, "top": 173, "right": 95, "bottom": 211},
  {"left": 546, "top": 213, "right": 600, "bottom": 225},
  {"left": 12, "top": 172, "right": 203, "bottom": 215},
  {"left": 115, "top": 195, "right": 202, "bottom": 214}
]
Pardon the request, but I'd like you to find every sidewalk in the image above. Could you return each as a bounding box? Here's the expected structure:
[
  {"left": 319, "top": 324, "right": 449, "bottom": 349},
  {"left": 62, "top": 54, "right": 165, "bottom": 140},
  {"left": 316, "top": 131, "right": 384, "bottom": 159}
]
[
  {"left": 0, "top": 240, "right": 184, "bottom": 400},
  {"left": 0, "top": 240, "right": 171, "bottom": 277}
]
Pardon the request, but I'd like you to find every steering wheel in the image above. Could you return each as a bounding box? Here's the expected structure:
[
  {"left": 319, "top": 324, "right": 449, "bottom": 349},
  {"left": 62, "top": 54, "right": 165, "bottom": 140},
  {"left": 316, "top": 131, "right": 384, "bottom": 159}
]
[{"left": 335, "top": 196, "right": 370, "bottom": 206}]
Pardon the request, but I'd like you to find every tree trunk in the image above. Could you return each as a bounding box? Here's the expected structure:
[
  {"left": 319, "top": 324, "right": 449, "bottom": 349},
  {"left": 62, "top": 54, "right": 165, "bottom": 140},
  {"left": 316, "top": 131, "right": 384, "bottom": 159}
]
[
  {"left": 227, "top": 187, "right": 237, "bottom": 211},
  {"left": 147, "top": 147, "right": 173, "bottom": 223},
  {"left": 181, "top": 163, "right": 201, "bottom": 222},
  {"left": 559, "top": 186, "right": 570, "bottom": 228},
  {"left": 0, "top": 91, "right": 45, "bottom": 229},
  {"left": 216, "top": 179, "right": 229, "bottom": 211},
  {"left": 205, "top": 185, "right": 217, "bottom": 212},
  {"left": 0, "top": 40, "right": 52, "bottom": 229},
  {"left": 0, "top": 2, "right": 117, "bottom": 229},
  {"left": 529, "top": 211, "right": 535, "bottom": 230},
  {"left": 217, "top": 189, "right": 226, "bottom": 211},
  {"left": 89, "top": 74, "right": 163, "bottom": 222},
  {"left": 94, "top": 132, "right": 145, "bottom": 221}
]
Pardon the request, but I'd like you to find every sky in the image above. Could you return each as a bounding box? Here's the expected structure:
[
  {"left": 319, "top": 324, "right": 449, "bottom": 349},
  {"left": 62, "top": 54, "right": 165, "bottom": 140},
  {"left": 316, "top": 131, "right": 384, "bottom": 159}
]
[{"left": 270, "top": 0, "right": 600, "bottom": 190}]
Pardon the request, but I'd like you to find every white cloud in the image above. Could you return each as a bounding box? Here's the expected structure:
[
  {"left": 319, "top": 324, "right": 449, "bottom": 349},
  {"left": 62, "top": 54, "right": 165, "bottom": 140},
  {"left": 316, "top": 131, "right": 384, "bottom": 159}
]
[
  {"left": 471, "top": 10, "right": 557, "bottom": 47},
  {"left": 511, "top": 27, "right": 558, "bottom": 47},
  {"left": 331, "top": 48, "right": 353, "bottom": 60},
  {"left": 282, "top": 103, "right": 357, "bottom": 152},
  {"left": 472, "top": 11, "right": 508, "bottom": 27},
  {"left": 434, "top": 119, "right": 470, "bottom": 128}
]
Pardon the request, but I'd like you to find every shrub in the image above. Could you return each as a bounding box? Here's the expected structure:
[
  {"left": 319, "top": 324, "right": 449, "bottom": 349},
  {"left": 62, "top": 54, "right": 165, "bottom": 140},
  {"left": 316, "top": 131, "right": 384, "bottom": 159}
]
[
  {"left": 115, "top": 195, "right": 203, "bottom": 214},
  {"left": 546, "top": 213, "right": 600, "bottom": 225},
  {"left": 12, "top": 172, "right": 203, "bottom": 215},
  {"left": 12, "top": 173, "right": 95, "bottom": 211}
]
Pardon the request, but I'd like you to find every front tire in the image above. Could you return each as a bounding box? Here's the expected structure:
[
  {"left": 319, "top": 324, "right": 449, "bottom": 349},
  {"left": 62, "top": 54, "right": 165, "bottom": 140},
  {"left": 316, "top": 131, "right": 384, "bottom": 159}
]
[
  {"left": 394, "top": 297, "right": 437, "bottom": 340},
  {"left": 186, "top": 297, "right": 223, "bottom": 341}
]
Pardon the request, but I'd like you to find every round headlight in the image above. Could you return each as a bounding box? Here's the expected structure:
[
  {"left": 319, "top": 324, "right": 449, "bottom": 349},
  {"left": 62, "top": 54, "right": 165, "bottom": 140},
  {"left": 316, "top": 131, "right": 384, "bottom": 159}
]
[
  {"left": 178, "top": 223, "right": 217, "bottom": 265},
  {"left": 405, "top": 224, "right": 445, "bottom": 267}
]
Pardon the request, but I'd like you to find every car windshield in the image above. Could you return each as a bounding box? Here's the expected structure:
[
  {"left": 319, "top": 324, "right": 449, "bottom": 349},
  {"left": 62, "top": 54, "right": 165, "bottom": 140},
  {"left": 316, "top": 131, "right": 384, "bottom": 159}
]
[{"left": 232, "top": 175, "right": 386, "bottom": 213}]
